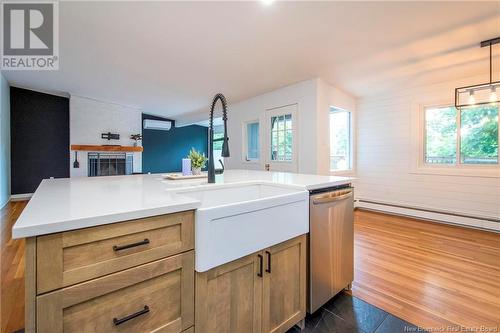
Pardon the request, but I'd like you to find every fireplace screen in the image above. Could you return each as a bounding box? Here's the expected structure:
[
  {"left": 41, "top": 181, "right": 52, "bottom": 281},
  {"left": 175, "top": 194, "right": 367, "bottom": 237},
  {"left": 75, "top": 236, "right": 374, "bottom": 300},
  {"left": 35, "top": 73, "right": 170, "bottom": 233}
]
[{"left": 88, "top": 152, "right": 133, "bottom": 177}]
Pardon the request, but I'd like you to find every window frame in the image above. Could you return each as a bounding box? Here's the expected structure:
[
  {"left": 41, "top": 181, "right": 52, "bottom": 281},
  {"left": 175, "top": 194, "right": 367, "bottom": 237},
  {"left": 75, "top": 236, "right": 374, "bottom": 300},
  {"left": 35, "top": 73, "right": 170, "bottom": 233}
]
[
  {"left": 329, "top": 107, "right": 354, "bottom": 173},
  {"left": 411, "top": 101, "right": 500, "bottom": 178},
  {"left": 242, "top": 119, "right": 260, "bottom": 163}
]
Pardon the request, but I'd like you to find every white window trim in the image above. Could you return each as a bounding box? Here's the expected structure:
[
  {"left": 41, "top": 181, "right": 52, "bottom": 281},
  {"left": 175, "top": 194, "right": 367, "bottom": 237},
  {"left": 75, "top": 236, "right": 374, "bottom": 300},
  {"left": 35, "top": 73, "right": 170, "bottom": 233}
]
[
  {"left": 329, "top": 106, "right": 354, "bottom": 174},
  {"left": 242, "top": 119, "right": 260, "bottom": 164},
  {"left": 410, "top": 101, "right": 500, "bottom": 178}
]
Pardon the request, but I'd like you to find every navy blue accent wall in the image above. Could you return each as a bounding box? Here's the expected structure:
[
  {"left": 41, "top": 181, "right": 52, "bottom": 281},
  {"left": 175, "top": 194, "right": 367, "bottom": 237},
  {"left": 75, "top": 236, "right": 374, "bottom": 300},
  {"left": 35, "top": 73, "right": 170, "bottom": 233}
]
[
  {"left": 142, "top": 114, "right": 208, "bottom": 174},
  {"left": 10, "top": 87, "right": 69, "bottom": 194}
]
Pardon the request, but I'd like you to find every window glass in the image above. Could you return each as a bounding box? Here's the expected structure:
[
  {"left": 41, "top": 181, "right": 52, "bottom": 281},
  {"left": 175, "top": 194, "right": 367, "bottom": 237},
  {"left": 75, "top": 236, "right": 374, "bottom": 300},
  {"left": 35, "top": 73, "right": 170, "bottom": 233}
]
[
  {"left": 424, "top": 104, "right": 499, "bottom": 166},
  {"left": 212, "top": 129, "right": 224, "bottom": 164},
  {"left": 246, "top": 122, "right": 260, "bottom": 160},
  {"left": 460, "top": 105, "right": 498, "bottom": 164},
  {"left": 330, "top": 108, "right": 351, "bottom": 171},
  {"left": 271, "top": 114, "right": 293, "bottom": 161},
  {"left": 425, "top": 106, "right": 457, "bottom": 164}
]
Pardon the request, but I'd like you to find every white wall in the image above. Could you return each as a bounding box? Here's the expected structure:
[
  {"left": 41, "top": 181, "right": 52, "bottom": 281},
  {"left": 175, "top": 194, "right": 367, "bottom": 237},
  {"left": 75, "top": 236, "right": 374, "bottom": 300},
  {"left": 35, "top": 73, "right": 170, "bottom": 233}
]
[
  {"left": 0, "top": 74, "right": 10, "bottom": 208},
  {"left": 223, "top": 78, "right": 357, "bottom": 175},
  {"left": 225, "top": 79, "right": 318, "bottom": 174},
  {"left": 70, "top": 95, "right": 143, "bottom": 177},
  {"left": 356, "top": 74, "right": 500, "bottom": 224}
]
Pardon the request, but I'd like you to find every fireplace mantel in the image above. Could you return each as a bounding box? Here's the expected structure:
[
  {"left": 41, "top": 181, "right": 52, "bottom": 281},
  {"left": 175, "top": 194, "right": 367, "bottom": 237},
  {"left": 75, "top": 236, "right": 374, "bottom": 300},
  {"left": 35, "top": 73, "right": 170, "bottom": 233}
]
[{"left": 70, "top": 145, "right": 143, "bottom": 152}]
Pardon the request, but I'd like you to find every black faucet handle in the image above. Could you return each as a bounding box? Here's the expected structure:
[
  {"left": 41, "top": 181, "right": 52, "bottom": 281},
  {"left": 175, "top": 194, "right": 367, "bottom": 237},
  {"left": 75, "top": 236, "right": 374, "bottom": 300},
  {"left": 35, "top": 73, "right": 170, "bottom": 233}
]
[{"left": 215, "top": 159, "right": 225, "bottom": 175}]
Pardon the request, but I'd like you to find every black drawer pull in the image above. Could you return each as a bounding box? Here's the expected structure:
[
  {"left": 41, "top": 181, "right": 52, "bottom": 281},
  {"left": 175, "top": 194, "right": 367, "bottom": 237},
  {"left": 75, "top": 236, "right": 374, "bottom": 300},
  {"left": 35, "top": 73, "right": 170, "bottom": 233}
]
[
  {"left": 265, "top": 251, "right": 271, "bottom": 273},
  {"left": 257, "top": 254, "right": 263, "bottom": 277},
  {"left": 113, "top": 239, "right": 150, "bottom": 252},
  {"left": 113, "top": 305, "right": 150, "bottom": 326}
]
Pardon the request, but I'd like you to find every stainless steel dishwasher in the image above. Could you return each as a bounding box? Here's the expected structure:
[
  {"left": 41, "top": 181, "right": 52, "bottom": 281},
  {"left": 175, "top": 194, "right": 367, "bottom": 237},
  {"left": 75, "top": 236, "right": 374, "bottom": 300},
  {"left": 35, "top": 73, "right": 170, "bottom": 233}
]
[{"left": 308, "top": 185, "right": 354, "bottom": 313}]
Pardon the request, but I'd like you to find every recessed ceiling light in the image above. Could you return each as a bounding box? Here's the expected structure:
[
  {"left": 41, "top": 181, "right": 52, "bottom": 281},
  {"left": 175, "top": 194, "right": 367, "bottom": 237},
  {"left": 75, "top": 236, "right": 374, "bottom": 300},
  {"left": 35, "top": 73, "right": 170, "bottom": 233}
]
[{"left": 261, "top": 0, "right": 275, "bottom": 6}]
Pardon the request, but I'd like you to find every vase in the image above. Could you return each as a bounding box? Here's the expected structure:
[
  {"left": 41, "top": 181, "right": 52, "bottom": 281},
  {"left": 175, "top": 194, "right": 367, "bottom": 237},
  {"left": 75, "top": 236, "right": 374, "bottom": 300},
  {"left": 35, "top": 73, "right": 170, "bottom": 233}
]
[{"left": 192, "top": 167, "right": 201, "bottom": 175}]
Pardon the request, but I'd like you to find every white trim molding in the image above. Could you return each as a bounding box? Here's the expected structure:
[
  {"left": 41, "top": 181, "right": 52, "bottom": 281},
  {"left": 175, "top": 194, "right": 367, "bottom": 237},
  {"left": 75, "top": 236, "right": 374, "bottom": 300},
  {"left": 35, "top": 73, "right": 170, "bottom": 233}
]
[
  {"left": 355, "top": 198, "right": 500, "bottom": 233},
  {"left": 10, "top": 193, "right": 33, "bottom": 201}
]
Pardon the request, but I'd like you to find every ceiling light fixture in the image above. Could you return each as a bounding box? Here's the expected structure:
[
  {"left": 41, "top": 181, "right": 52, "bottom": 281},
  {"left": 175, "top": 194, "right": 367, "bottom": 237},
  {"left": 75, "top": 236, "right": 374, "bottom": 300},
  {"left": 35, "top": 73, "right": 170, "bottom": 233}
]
[
  {"left": 261, "top": 0, "right": 275, "bottom": 6},
  {"left": 468, "top": 90, "right": 476, "bottom": 105},
  {"left": 455, "top": 37, "right": 500, "bottom": 108},
  {"left": 490, "top": 86, "right": 497, "bottom": 102}
]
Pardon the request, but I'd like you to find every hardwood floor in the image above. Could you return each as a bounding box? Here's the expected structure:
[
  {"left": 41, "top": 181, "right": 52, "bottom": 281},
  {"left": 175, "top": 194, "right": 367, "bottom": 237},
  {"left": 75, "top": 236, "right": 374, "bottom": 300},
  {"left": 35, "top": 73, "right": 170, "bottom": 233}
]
[
  {"left": 0, "top": 202, "right": 499, "bottom": 333},
  {"left": 1, "top": 201, "right": 27, "bottom": 333},
  {"left": 352, "top": 210, "right": 500, "bottom": 332}
]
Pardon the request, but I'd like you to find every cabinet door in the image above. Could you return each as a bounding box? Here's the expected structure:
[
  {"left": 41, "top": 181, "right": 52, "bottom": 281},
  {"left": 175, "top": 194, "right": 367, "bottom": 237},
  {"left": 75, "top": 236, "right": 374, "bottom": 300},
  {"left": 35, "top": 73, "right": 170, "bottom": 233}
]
[
  {"left": 196, "top": 253, "right": 263, "bottom": 333},
  {"left": 262, "top": 235, "right": 306, "bottom": 333}
]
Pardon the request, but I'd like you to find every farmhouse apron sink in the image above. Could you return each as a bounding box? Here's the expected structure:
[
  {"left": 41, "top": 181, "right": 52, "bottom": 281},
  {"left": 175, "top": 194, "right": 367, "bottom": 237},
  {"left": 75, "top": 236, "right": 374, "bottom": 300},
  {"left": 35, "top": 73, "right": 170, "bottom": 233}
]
[{"left": 175, "top": 182, "right": 309, "bottom": 272}]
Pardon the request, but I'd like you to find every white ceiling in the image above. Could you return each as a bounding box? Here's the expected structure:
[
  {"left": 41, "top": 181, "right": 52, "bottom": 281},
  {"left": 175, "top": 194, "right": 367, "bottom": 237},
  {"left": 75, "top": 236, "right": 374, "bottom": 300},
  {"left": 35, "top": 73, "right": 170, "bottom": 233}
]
[{"left": 3, "top": 1, "right": 500, "bottom": 118}]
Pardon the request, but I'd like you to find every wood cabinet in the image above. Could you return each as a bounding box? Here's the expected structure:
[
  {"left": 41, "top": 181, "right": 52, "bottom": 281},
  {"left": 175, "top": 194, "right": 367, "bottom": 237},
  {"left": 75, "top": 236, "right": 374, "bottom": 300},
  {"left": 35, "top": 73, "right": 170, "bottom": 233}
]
[
  {"left": 37, "top": 253, "right": 194, "bottom": 333},
  {"left": 196, "top": 234, "right": 307, "bottom": 333},
  {"left": 195, "top": 253, "right": 263, "bottom": 333},
  {"left": 36, "top": 211, "right": 194, "bottom": 294},
  {"left": 262, "top": 236, "right": 306, "bottom": 333},
  {"left": 25, "top": 211, "right": 195, "bottom": 333}
]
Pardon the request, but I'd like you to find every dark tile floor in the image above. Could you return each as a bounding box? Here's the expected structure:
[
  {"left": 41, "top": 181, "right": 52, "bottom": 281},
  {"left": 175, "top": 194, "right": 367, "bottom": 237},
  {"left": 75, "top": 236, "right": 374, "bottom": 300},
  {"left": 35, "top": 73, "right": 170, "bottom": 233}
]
[{"left": 287, "top": 292, "right": 422, "bottom": 333}]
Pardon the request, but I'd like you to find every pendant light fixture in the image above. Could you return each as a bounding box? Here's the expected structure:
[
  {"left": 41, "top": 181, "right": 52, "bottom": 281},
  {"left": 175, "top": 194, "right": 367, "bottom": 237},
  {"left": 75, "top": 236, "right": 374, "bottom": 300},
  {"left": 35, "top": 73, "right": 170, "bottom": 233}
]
[{"left": 455, "top": 37, "right": 500, "bottom": 108}]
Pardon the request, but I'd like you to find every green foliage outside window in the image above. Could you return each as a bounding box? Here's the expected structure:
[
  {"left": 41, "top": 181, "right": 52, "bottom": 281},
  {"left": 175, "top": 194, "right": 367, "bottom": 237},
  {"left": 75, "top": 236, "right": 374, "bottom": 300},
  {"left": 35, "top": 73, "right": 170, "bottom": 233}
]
[
  {"left": 460, "top": 106, "right": 498, "bottom": 164},
  {"left": 425, "top": 105, "right": 498, "bottom": 164}
]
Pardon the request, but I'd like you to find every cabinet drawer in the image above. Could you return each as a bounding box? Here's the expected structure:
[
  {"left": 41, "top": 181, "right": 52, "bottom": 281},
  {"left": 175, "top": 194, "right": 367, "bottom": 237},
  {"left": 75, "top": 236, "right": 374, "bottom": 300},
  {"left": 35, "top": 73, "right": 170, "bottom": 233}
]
[
  {"left": 37, "top": 251, "right": 194, "bottom": 333},
  {"left": 37, "top": 210, "right": 194, "bottom": 294}
]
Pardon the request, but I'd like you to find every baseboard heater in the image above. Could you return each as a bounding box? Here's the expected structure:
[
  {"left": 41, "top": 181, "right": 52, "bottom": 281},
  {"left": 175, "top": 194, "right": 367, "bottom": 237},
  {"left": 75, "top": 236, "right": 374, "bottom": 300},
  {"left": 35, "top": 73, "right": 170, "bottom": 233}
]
[{"left": 355, "top": 198, "right": 500, "bottom": 232}]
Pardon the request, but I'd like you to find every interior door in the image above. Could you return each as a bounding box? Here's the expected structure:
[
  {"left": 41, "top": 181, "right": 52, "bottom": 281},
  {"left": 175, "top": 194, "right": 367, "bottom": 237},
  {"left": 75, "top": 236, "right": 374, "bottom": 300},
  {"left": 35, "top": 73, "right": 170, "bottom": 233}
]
[{"left": 265, "top": 104, "right": 298, "bottom": 172}]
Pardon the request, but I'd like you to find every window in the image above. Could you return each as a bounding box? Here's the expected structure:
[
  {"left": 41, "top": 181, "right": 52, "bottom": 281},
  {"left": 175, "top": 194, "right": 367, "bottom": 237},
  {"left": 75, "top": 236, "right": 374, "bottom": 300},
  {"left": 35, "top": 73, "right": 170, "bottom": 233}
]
[
  {"left": 244, "top": 121, "right": 260, "bottom": 161},
  {"left": 271, "top": 114, "right": 292, "bottom": 161},
  {"left": 212, "top": 126, "right": 224, "bottom": 164},
  {"left": 330, "top": 107, "right": 352, "bottom": 171},
  {"left": 424, "top": 104, "right": 499, "bottom": 165}
]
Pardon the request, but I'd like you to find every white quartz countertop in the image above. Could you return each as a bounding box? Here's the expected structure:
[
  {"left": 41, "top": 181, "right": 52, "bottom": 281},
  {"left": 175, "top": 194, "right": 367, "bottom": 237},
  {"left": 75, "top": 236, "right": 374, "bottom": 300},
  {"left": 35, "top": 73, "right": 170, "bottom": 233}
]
[{"left": 12, "top": 169, "right": 353, "bottom": 238}]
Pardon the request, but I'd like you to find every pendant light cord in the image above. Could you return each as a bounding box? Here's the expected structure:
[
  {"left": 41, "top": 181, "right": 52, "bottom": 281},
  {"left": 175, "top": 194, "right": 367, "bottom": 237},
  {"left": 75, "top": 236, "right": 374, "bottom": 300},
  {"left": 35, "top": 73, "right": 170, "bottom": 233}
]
[{"left": 490, "top": 43, "right": 492, "bottom": 84}]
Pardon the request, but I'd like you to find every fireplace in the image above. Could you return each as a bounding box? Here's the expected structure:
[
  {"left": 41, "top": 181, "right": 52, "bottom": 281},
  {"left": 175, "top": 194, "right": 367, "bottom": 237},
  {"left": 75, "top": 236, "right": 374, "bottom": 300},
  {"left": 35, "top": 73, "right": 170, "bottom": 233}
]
[{"left": 88, "top": 152, "right": 133, "bottom": 177}]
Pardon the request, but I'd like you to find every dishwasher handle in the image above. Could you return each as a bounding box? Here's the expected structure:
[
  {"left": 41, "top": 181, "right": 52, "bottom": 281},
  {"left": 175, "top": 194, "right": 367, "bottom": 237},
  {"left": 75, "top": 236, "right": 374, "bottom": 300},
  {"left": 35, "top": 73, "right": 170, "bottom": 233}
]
[{"left": 312, "top": 190, "right": 352, "bottom": 205}]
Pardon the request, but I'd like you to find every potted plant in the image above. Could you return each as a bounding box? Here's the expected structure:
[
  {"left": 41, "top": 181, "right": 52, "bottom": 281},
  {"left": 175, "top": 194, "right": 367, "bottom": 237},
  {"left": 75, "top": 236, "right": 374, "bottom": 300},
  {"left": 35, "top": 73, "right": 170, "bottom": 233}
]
[
  {"left": 130, "top": 134, "right": 143, "bottom": 147},
  {"left": 188, "top": 148, "right": 207, "bottom": 175}
]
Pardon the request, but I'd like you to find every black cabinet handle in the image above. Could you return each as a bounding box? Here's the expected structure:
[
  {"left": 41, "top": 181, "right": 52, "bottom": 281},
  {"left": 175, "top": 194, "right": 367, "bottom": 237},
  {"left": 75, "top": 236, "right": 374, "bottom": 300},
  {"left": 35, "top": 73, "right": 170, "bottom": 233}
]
[
  {"left": 265, "top": 251, "right": 271, "bottom": 273},
  {"left": 113, "top": 305, "right": 150, "bottom": 326},
  {"left": 113, "top": 239, "right": 150, "bottom": 252},
  {"left": 257, "top": 254, "right": 263, "bottom": 277}
]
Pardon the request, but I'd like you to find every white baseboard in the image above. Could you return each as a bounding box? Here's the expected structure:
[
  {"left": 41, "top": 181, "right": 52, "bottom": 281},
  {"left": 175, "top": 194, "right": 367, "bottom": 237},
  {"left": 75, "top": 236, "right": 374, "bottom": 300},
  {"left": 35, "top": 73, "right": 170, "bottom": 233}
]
[
  {"left": 10, "top": 193, "right": 33, "bottom": 201},
  {"left": 355, "top": 199, "right": 500, "bottom": 233}
]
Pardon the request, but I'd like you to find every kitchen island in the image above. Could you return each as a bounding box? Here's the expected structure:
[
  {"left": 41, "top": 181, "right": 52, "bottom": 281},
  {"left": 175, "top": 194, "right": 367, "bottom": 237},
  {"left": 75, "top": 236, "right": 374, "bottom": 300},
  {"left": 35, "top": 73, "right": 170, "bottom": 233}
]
[{"left": 13, "top": 169, "right": 354, "bottom": 333}]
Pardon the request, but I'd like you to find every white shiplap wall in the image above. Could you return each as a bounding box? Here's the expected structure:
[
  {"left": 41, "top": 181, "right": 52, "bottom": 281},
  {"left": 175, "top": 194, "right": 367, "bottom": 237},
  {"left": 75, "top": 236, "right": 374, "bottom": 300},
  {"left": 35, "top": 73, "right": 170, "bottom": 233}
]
[{"left": 355, "top": 74, "right": 500, "bottom": 230}]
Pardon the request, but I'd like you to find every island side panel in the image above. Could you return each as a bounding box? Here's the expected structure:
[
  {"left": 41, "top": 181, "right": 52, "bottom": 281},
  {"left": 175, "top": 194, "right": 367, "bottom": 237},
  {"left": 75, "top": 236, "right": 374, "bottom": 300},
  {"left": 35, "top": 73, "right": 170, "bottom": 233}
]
[{"left": 25, "top": 237, "right": 36, "bottom": 333}]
